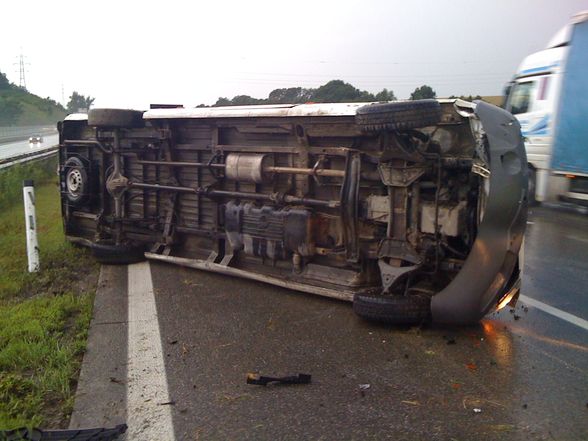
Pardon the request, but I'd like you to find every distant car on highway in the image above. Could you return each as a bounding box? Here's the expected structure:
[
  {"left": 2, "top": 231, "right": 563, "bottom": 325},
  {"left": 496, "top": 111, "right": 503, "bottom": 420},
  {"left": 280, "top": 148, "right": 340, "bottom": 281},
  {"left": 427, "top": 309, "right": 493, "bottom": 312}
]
[{"left": 28, "top": 135, "right": 43, "bottom": 144}]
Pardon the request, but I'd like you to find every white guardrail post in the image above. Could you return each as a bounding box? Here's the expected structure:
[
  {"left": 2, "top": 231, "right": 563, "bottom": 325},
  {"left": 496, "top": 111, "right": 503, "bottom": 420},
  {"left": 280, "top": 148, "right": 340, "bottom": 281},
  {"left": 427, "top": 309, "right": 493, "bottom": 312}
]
[{"left": 23, "top": 179, "right": 40, "bottom": 272}]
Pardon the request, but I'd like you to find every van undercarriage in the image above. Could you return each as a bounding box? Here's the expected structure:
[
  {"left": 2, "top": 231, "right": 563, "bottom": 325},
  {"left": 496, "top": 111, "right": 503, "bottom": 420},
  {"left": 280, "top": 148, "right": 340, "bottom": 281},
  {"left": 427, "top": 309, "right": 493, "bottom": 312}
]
[{"left": 59, "top": 99, "right": 528, "bottom": 324}]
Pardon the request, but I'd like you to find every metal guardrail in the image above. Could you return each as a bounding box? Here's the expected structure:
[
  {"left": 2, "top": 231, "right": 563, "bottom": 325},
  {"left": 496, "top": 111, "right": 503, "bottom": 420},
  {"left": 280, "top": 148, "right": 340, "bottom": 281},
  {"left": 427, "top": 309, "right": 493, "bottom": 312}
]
[{"left": 0, "top": 145, "right": 59, "bottom": 170}]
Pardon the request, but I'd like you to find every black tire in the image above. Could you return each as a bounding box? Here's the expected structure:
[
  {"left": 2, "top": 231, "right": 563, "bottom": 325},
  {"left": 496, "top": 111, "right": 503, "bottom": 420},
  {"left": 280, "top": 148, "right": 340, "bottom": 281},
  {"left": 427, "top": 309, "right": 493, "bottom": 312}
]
[
  {"left": 528, "top": 165, "right": 538, "bottom": 206},
  {"left": 353, "top": 292, "right": 431, "bottom": 325},
  {"left": 63, "top": 156, "right": 89, "bottom": 206},
  {"left": 88, "top": 108, "right": 144, "bottom": 128},
  {"left": 91, "top": 241, "right": 145, "bottom": 265},
  {"left": 355, "top": 100, "right": 441, "bottom": 131}
]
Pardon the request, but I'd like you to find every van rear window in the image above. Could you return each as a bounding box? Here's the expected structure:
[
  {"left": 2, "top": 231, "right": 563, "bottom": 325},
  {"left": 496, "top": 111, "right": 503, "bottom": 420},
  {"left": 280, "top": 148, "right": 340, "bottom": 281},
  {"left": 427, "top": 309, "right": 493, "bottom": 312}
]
[{"left": 508, "top": 81, "right": 535, "bottom": 114}]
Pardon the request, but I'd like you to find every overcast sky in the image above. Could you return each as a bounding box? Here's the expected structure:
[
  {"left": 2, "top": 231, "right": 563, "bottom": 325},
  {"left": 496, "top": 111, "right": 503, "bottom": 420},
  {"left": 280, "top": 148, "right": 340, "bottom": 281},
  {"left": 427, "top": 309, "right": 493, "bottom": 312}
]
[{"left": 1, "top": 0, "right": 586, "bottom": 109}]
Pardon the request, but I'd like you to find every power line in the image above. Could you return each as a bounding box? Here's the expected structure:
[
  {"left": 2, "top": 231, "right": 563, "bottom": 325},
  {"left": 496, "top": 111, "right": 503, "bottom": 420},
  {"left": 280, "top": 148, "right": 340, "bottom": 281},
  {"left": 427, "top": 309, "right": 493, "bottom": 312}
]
[
  {"left": 13, "top": 51, "right": 30, "bottom": 90},
  {"left": 224, "top": 71, "right": 513, "bottom": 80}
]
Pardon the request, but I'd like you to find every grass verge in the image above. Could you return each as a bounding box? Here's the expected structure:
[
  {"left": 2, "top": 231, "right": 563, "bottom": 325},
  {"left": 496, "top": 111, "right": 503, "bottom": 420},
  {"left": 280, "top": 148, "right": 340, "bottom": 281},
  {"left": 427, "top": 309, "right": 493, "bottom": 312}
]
[
  {"left": 0, "top": 156, "right": 58, "bottom": 210},
  {"left": 0, "top": 175, "right": 98, "bottom": 429}
]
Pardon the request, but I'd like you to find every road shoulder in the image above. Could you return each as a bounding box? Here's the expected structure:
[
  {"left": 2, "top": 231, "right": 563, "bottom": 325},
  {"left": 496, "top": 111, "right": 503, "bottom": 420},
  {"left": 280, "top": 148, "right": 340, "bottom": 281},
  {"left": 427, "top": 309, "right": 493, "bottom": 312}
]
[{"left": 69, "top": 265, "right": 128, "bottom": 429}]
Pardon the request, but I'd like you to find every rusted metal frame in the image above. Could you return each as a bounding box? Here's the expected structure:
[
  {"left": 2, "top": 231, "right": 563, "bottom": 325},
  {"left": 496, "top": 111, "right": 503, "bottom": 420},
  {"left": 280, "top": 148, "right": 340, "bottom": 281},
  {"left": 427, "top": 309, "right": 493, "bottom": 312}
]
[
  {"left": 111, "top": 130, "right": 124, "bottom": 244},
  {"left": 158, "top": 121, "right": 180, "bottom": 254},
  {"left": 129, "top": 182, "right": 339, "bottom": 208},
  {"left": 213, "top": 144, "right": 355, "bottom": 157},
  {"left": 197, "top": 149, "right": 202, "bottom": 227},
  {"left": 386, "top": 186, "right": 394, "bottom": 238},
  {"left": 211, "top": 126, "right": 224, "bottom": 262},
  {"left": 141, "top": 152, "right": 147, "bottom": 223},
  {"left": 94, "top": 145, "right": 107, "bottom": 240},
  {"left": 267, "top": 165, "right": 345, "bottom": 178},
  {"left": 63, "top": 139, "right": 112, "bottom": 154},
  {"left": 154, "top": 147, "right": 161, "bottom": 235},
  {"left": 175, "top": 226, "right": 224, "bottom": 238},
  {"left": 393, "top": 167, "right": 409, "bottom": 240},
  {"left": 71, "top": 211, "right": 99, "bottom": 220},
  {"left": 295, "top": 124, "right": 310, "bottom": 197},
  {"left": 434, "top": 154, "right": 442, "bottom": 273},
  {"left": 339, "top": 151, "right": 361, "bottom": 262},
  {"left": 135, "top": 158, "right": 346, "bottom": 178},
  {"left": 408, "top": 182, "right": 421, "bottom": 248},
  {"left": 136, "top": 159, "right": 224, "bottom": 168}
]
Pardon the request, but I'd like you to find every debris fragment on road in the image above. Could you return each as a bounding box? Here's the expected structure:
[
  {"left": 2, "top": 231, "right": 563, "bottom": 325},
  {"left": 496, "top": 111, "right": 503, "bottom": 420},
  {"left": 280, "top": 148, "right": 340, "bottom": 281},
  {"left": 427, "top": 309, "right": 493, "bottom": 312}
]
[
  {"left": 246, "top": 372, "right": 311, "bottom": 386},
  {"left": 443, "top": 335, "right": 457, "bottom": 345},
  {"left": 401, "top": 400, "right": 420, "bottom": 406},
  {"left": 157, "top": 400, "right": 176, "bottom": 406},
  {"left": 0, "top": 424, "right": 127, "bottom": 441}
]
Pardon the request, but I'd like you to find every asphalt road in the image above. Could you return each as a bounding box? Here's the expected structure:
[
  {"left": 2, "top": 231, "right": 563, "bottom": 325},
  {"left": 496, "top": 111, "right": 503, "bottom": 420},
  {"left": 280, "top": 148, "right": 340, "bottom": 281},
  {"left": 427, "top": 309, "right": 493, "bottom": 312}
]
[
  {"left": 0, "top": 134, "right": 59, "bottom": 161},
  {"left": 70, "top": 206, "right": 588, "bottom": 441}
]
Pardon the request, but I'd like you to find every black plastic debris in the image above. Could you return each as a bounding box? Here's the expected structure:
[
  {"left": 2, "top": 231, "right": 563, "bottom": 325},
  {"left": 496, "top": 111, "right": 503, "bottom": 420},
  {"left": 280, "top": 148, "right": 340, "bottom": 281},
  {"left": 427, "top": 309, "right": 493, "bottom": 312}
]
[
  {"left": 246, "top": 373, "right": 311, "bottom": 386},
  {"left": 0, "top": 424, "right": 126, "bottom": 441},
  {"left": 443, "top": 335, "right": 457, "bottom": 345}
]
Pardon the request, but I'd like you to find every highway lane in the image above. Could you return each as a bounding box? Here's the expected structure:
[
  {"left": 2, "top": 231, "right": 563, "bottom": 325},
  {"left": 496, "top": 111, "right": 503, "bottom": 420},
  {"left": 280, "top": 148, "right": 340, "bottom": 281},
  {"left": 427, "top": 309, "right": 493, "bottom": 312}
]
[
  {"left": 0, "top": 134, "right": 59, "bottom": 161},
  {"left": 70, "top": 206, "right": 588, "bottom": 440}
]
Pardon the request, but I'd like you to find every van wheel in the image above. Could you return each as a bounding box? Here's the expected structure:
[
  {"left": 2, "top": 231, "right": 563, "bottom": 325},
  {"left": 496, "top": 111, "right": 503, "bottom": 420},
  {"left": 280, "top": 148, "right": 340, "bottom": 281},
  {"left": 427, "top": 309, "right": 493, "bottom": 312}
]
[
  {"left": 355, "top": 100, "right": 441, "bottom": 132},
  {"left": 90, "top": 241, "right": 145, "bottom": 265},
  {"left": 63, "top": 157, "right": 89, "bottom": 206},
  {"left": 353, "top": 293, "right": 431, "bottom": 325},
  {"left": 528, "top": 166, "right": 538, "bottom": 206},
  {"left": 88, "top": 109, "right": 144, "bottom": 128}
]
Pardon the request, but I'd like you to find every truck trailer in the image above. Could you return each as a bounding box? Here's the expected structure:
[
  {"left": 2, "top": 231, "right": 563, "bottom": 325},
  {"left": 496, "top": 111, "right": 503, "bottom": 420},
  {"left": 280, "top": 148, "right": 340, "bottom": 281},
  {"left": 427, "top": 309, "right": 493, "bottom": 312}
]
[{"left": 505, "top": 10, "right": 588, "bottom": 205}]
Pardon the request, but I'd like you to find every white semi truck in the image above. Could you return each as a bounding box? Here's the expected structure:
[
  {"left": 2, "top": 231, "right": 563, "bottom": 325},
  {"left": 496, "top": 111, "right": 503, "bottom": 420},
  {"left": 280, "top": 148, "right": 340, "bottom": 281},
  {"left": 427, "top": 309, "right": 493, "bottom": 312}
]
[{"left": 505, "top": 11, "right": 588, "bottom": 205}]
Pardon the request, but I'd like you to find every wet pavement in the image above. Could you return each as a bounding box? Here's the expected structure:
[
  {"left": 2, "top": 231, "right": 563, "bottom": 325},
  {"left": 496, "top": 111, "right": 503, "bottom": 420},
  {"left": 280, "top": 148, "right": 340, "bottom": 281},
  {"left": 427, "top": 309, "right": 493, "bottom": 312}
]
[
  {"left": 0, "top": 134, "right": 58, "bottom": 161},
  {"left": 147, "top": 205, "right": 587, "bottom": 440},
  {"left": 69, "top": 205, "right": 588, "bottom": 440}
]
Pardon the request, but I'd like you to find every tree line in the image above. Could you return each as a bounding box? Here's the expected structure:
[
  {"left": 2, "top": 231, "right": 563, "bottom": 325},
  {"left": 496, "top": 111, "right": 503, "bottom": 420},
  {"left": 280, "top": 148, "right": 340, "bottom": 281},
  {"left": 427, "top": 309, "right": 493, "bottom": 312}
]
[
  {"left": 2, "top": 67, "right": 446, "bottom": 126},
  {"left": 0, "top": 68, "right": 96, "bottom": 125},
  {"left": 203, "top": 80, "right": 437, "bottom": 107}
]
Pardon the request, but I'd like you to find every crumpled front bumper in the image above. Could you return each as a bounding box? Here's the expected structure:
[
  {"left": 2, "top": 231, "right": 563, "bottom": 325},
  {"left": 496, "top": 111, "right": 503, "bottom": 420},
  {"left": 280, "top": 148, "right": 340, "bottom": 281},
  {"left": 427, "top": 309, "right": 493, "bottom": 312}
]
[{"left": 431, "top": 101, "right": 528, "bottom": 324}]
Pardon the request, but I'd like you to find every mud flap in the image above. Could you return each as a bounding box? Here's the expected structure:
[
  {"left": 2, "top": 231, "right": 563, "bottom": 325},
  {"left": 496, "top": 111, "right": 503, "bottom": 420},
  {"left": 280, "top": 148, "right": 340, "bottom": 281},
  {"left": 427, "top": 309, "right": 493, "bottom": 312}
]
[{"left": 431, "top": 101, "right": 528, "bottom": 324}]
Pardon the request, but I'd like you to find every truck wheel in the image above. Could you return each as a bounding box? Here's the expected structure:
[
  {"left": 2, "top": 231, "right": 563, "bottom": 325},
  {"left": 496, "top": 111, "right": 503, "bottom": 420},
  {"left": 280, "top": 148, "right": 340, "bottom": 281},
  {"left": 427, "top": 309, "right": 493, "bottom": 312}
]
[
  {"left": 353, "top": 293, "right": 431, "bottom": 325},
  {"left": 528, "top": 166, "right": 538, "bottom": 206},
  {"left": 91, "top": 241, "right": 145, "bottom": 265},
  {"left": 63, "top": 157, "right": 89, "bottom": 206},
  {"left": 88, "top": 109, "right": 144, "bottom": 128},
  {"left": 355, "top": 100, "right": 441, "bottom": 131}
]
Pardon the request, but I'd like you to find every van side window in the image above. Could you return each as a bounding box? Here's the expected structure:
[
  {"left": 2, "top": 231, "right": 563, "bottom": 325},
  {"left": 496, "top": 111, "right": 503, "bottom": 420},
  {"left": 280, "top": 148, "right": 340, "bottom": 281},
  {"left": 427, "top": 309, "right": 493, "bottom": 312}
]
[{"left": 508, "top": 81, "right": 535, "bottom": 114}]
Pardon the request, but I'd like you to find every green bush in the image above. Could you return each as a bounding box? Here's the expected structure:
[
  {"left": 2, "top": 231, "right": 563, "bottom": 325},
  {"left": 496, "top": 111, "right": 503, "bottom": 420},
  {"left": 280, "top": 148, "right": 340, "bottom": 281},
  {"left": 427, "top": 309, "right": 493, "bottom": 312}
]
[{"left": 0, "top": 157, "right": 57, "bottom": 210}]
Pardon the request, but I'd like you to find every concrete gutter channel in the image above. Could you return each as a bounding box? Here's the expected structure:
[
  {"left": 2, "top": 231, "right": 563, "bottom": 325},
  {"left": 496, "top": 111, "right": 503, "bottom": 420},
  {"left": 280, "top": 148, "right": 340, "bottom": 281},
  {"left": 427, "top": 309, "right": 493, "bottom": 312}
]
[{"left": 69, "top": 266, "right": 128, "bottom": 431}]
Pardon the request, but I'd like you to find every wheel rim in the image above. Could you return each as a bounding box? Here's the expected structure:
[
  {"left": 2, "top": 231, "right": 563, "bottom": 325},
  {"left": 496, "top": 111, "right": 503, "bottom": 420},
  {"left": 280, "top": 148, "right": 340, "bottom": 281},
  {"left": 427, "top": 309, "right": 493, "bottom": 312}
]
[{"left": 67, "top": 168, "right": 83, "bottom": 195}]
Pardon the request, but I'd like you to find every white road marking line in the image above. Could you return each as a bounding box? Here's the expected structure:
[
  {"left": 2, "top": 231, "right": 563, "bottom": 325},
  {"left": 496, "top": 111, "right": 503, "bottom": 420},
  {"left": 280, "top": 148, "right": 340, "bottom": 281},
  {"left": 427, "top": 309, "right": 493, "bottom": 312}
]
[
  {"left": 519, "top": 294, "right": 588, "bottom": 332},
  {"left": 565, "top": 234, "right": 588, "bottom": 244},
  {"left": 127, "top": 262, "right": 176, "bottom": 440}
]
